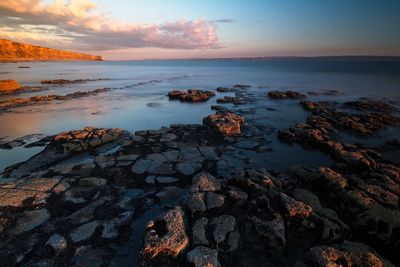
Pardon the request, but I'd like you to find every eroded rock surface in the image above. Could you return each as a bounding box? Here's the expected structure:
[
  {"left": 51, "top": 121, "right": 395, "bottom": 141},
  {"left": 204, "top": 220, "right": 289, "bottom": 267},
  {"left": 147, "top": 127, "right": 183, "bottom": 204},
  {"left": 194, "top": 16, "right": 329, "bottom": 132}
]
[{"left": 167, "top": 89, "right": 215, "bottom": 102}]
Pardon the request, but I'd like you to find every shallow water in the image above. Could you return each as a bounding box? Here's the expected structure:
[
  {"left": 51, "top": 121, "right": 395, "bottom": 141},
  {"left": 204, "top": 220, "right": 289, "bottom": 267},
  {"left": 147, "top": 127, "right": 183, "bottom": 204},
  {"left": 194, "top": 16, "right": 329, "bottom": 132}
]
[{"left": 1, "top": 60, "right": 400, "bottom": 172}]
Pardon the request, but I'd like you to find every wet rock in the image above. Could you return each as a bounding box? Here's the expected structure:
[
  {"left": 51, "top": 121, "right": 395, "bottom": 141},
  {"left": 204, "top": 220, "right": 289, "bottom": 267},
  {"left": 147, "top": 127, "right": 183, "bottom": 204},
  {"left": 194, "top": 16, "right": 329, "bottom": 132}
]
[
  {"left": 216, "top": 87, "right": 232, "bottom": 92},
  {"left": 156, "top": 186, "right": 184, "bottom": 203},
  {"left": 131, "top": 159, "right": 152, "bottom": 174},
  {"left": 176, "top": 163, "right": 196, "bottom": 176},
  {"left": 186, "top": 192, "right": 207, "bottom": 214},
  {"left": 305, "top": 241, "right": 386, "bottom": 267},
  {"left": 206, "top": 192, "right": 225, "bottom": 210},
  {"left": 142, "top": 207, "right": 189, "bottom": 263},
  {"left": 45, "top": 234, "right": 67, "bottom": 252},
  {"left": 268, "top": 90, "right": 307, "bottom": 99},
  {"left": 198, "top": 146, "right": 219, "bottom": 160},
  {"left": 193, "top": 217, "right": 209, "bottom": 246},
  {"left": 186, "top": 246, "right": 220, "bottom": 267},
  {"left": 11, "top": 208, "right": 50, "bottom": 235},
  {"left": 254, "top": 215, "right": 286, "bottom": 251},
  {"left": 167, "top": 89, "right": 215, "bottom": 102},
  {"left": 203, "top": 113, "right": 244, "bottom": 136},
  {"left": 210, "top": 215, "right": 236, "bottom": 244},
  {"left": 227, "top": 187, "right": 248, "bottom": 206},
  {"left": 233, "top": 84, "right": 250, "bottom": 89},
  {"left": 217, "top": 96, "right": 245, "bottom": 104},
  {"left": 70, "top": 221, "right": 99, "bottom": 243},
  {"left": 101, "top": 211, "right": 134, "bottom": 239},
  {"left": 148, "top": 161, "right": 176, "bottom": 175},
  {"left": 191, "top": 172, "right": 222, "bottom": 193},
  {"left": 71, "top": 246, "right": 104, "bottom": 267},
  {"left": 345, "top": 99, "right": 396, "bottom": 113}
]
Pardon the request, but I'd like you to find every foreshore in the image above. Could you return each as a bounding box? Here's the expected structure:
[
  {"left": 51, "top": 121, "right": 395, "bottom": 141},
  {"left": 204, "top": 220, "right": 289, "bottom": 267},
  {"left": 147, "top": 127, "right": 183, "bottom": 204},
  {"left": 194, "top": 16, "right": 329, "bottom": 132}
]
[{"left": 0, "top": 80, "right": 399, "bottom": 266}]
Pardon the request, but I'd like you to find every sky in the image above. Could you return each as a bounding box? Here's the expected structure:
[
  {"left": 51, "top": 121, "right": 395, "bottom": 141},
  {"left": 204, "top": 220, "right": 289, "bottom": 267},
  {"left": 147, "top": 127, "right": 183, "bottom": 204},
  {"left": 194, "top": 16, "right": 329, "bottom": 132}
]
[{"left": 1, "top": 0, "right": 400, "bottom": 60}]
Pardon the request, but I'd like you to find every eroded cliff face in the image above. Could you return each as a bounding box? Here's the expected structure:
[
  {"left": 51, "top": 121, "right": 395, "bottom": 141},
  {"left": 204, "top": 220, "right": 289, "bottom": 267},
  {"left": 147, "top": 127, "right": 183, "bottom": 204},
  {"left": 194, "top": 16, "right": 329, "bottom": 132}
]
[{"left": 0, "top": 39, "right": 102, "bottom": 62}]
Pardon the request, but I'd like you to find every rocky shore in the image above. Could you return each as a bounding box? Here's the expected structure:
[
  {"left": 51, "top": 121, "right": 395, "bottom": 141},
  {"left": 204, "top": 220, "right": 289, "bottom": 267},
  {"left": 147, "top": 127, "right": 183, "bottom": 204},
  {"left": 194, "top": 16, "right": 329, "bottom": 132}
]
[{"left": 0, "top": 85, "right": 399, "bottom": 266}]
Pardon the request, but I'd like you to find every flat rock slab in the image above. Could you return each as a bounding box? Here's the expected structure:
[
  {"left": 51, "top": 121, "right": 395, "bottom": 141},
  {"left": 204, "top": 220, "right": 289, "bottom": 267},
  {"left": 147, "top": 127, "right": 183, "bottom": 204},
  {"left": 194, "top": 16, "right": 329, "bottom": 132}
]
[{"left": 11, "top": 208, "right": 50, "bottom": 235}]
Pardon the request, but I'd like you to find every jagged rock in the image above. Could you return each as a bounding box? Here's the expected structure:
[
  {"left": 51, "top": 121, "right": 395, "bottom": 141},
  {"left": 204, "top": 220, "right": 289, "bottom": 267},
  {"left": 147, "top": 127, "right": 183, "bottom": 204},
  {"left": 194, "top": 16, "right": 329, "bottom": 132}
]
[
  {"left": 227, "top": 187, "right": 248, "bottom": 206},
  {"left": 167, "top": 89, "right": 215, "bottom": 102},
  {"left": 254, "top": 215, "right": 286, "bottom": 251},
  {"left": 210, "top": 215, "right": 236, "bottom": 244},
  {"left": 46, "top": 234, "right": 67, "bottom": 251},
  {"left": 206, "top": 192, "right": 225, "bottom": 210},
  {"left": 186, "top": 192, "right": 207, "bottom": 214},
  {"left": 142, "top": 207, "right": 189, "bottom": 263},
  {"left": 268, "top": 90, "right": 307, "bottom": 99},
  {"left": 203, "top": 113, "right": 244, "bottom": 136},
  {"left": 70, "top": 221, "right": 99, "bottom": 243},
  {"left": 191, "top": 172, "right": 222, "bottom": 193},
  {"left": 345, "top": 99, "right": 396, "bottom": 113},
  {"left": 193, "top": 217, "right": 209, "bottom": 246},
  {"left": 187, "top": 246, "right": 220, "bottom": 267},
  {"left": 278, "top": 193, "right": 313, "bottom": 219},
  {"left": 305, "top": 241, "right": 386, "bottom": 267}
]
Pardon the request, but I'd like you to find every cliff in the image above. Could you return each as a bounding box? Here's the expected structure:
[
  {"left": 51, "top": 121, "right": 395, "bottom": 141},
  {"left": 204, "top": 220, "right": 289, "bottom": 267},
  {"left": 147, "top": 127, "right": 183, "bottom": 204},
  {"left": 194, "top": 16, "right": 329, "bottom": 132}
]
[{"left": 0, "top": 39, "right": 102, "bottom": 62}]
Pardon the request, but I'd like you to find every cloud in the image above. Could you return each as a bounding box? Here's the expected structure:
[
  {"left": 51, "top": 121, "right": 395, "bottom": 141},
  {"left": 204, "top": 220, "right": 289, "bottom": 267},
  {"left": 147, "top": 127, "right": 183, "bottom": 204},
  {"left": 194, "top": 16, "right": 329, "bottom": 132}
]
[
  {"left": 211, "top": 19, "right": 235, "bottom": 23},
  {"left": 0, "top": 0, "right": 221, "bottom": 50}
]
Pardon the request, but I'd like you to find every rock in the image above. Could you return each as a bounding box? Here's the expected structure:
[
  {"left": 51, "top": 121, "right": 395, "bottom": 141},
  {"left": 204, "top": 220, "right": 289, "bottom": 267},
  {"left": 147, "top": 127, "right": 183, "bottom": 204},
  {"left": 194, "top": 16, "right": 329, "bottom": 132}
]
[
  {"left": 11, "top": 208, "right": 50, "bottom": 235},
  {"left": 167, "top": 89, "right": 215, "bottom": 102},
  {"left": 148, "top": 161, "right": 176, "bottom": 175},
  {"left": 102, "top": 211, "right": 134, "bottom": 239},
  {"left": 253, "top": 215, "right": 286, "bottom": 251},
  {"left": 193, "top": 217, "right": 209, "bottom": 246},
  {"left": 345, "top": 99, "right": 396, "bottom": 113},
  {"left": 305, "top": 241, "right": 385, "bottom": 267},
  {"left": 142, "top": 207, "right": 189, "bottom": 263},
  {"left": 176, "top": 163, "right": 196, "bottom": 176},
  {"left": 156, "top": 176, "right": 179, "bottom": 184},
  {"left": 268, "top": 90, "right": 307, "bottom": 99},
  {"left": 179, "top": 147, "right": 203, "bottom": 162},
  {"left": 186, "top": 192, "right": 207, "bottom": 214},
  {"left": 216, "top": 87, "right": 232, "bottom": 92},
  {"left": 206, "top": 192, "right": 225, "bottom": 210},
  {"left": 279, "top": 193, "right": 313, "bottom": 219},
  {"left": 191, "top": 172, "right": 222, "bottom": 193},
  {"left": 71, "top": 246, "right": 104, "bottom": 267},
  {"left": 46, "top": 234, "right": 67, "bottom": 251},
  {"left": 156, "top": 186, "right": 184, "bottom": 203},
  {"left": 198, "top": 146, "right": 219, "bottom": 160},
  {"left": 217, "top": 96, "right": 245, "bottom": 104},
  {"left": 227, "top": 187, "right": 248, "bottom": 206},
  {"left": 70, "top": 221, "right": 99, "bottom": 243},
  {"left": 233, "top": 84, "right": 250, "bottom": 89},
  {"left": 203, "top": 113, "right": 244, "bottom": 136},
  {"left": 210, "top": 215, "right": 236, "bottom": 244},
  {"left": 0, "top": 79, "right": 20, "bottom": 92},
  {"left": 186, "top": 246, "right": 220, "bottom": 267},
  {"left": 131, "top": 159, "right": 152, "bottom": 174}
]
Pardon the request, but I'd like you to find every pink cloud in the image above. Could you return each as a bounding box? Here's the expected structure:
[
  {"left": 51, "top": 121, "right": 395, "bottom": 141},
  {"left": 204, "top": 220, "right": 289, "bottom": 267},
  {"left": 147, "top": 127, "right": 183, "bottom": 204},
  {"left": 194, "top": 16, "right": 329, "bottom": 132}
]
[{"left": 0, "top": 0, "right": 221, "bottom": 50}]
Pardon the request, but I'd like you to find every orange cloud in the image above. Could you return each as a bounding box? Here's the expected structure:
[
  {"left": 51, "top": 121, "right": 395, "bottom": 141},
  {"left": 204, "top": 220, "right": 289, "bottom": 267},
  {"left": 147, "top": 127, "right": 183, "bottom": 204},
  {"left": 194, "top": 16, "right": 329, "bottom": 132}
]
[{"left": 0, "top": 0, "right": 221, "bottom": 50}]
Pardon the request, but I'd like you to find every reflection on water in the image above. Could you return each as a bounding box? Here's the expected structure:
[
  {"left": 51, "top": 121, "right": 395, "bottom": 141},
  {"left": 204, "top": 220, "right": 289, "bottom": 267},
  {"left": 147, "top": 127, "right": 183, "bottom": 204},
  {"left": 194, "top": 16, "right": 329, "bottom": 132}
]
[{"left": 1, "top": 60, "right": 400, "bottom": 172}]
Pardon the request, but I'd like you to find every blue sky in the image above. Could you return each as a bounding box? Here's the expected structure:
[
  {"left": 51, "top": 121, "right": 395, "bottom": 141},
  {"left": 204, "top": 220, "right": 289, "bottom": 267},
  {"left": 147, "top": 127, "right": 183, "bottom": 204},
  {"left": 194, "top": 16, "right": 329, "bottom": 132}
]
[{"left": 1, "top": 0, "right": 400, "bottom": 59}]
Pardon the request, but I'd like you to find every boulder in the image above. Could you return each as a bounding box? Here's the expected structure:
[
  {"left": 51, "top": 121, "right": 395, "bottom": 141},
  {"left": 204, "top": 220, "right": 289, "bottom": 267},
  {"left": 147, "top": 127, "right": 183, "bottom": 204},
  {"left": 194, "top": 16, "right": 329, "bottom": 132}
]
[
  {"left": 203, "top": 113, "right": 244, "bottom": 136},
  {"left": 142, "top": 207, "right": 189, "bottom": 263},
  {"left": 0, "top": 79, "right": 20, "bottom": 92}
]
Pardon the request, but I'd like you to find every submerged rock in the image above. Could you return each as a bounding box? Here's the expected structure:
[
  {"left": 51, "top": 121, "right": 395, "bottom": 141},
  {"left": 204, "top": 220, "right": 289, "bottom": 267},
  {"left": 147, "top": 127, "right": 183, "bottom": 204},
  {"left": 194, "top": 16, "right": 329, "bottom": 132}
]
[{"left": 268, "top": 90, "right": 307, "bottom": 99}]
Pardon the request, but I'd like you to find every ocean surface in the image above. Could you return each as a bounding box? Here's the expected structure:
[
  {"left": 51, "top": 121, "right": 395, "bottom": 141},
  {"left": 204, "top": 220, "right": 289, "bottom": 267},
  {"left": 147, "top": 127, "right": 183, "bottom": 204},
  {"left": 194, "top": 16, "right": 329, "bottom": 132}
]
[{"left": 1, "top": 60, "right": 400, "bottom": 173}]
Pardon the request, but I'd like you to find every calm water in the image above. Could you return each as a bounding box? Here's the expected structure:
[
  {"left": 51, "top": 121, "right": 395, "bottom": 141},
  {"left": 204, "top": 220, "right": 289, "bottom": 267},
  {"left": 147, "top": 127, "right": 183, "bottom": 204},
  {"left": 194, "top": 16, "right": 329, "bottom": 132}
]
[{"left": 1, "top": 60, "right": 400, "bottom": 172}]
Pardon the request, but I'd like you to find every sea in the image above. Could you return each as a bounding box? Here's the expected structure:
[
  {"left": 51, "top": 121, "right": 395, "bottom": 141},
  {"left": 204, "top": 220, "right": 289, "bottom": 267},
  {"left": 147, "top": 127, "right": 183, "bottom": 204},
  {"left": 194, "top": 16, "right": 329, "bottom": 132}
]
[{"left": 1, "top": 59, "right": 400, "bottom": 173}]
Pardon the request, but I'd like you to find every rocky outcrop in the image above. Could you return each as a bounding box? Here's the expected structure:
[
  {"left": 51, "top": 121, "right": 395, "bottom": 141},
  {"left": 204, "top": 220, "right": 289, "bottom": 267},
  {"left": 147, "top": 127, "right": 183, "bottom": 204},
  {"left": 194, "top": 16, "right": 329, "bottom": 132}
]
[
  {"left": 0, "top": 88, "right": 110, "bottom": 112},
  {"left": 0, "top": 39, "right": 102, "bottom": 62},
  {"left": 203, "top": 113, "right": 244, "bottom": 136},
  {"left": 167, "top": 89, "right": 215, "bottom": 102},
  {"left": 268, "top": 90, "right": 307, "bottom": 99},
  {"left": 0, "top": 79, "right": 20, "bottom": 92}
]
